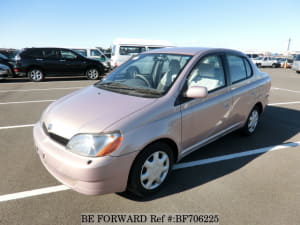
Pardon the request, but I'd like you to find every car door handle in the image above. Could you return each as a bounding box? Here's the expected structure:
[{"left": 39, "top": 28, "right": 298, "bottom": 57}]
[
  {"left": 59, "top": 59, "right": 66, "bottom": 62},
  {"left": 36, "top": 58, "right": 43, "bottom": 61}
]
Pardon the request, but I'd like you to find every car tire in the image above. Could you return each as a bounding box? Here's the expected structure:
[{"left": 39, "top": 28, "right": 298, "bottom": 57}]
[
  {"left": 272, "top": 64, "right": 276, "bottom": 68},
  {"left": 296, "top": 71, "right": 300, "bottom": 74},
  {"left": 127, "top": 142, "right": 174, "bottom": 197},
  {"left": 242, "top": 106, "right": 260, "bottom": 136},
  {"left": 257, "top": 63, "right": 262, "bottom": 68},
  {"left": 86, "top": 68, "right": 100, "bottom": 80},
  {"left": 27, "top": 68, "right": 44, "bottom": 82}
]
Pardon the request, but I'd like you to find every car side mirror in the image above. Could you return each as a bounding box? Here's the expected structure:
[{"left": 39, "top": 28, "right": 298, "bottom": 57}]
[{"left": 185, "top": 86, "right": 208, "bottom": 99}]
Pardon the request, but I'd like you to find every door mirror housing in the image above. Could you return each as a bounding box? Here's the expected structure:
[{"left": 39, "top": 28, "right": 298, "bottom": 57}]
[{"left": 185, "top": 86, "right": 208, "bottom": 99}]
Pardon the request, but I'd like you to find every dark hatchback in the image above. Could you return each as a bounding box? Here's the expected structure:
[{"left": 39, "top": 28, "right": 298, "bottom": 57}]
[{"left": 13, "top": 47, "right": 105, "bottom": 82}]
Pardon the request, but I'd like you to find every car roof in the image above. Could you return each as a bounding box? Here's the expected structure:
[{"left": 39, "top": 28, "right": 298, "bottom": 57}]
[{"left": 142, "top": 47, "right": 245, "bottom": 56}]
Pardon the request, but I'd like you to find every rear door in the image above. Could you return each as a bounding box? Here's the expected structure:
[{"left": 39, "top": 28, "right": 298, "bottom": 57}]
[
  {"left": 41, "top": 48, "right": 61, "bottom": 74},
  {"left": 180, "top": 54, "right": 232, "bottom": 152},
  {"left": 226, "top": 54, "right": 257, "bottom": 125}
]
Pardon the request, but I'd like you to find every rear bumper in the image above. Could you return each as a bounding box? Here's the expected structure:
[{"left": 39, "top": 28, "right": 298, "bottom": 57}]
[{"left": 33, "top": 122, "right": 138, "bottom": 195}]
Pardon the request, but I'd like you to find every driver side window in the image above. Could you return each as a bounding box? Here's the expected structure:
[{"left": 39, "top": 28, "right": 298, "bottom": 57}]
[
  {"left": 60, "top": 50, "right": 77, "bottom": 60},
  {"left": 187, "top": 55, "right": 226, "bottom": 92}
]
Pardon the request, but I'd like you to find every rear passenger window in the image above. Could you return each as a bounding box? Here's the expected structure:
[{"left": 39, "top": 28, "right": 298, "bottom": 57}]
[
  {"left": 43, "top": 49, "right": 59, "bottom": 59},
  {"left": 227, "top": 55, "right": 251, "bottom": 83},
  {"left": 187, "top": 55, "right": 226, "bottom": 92}
]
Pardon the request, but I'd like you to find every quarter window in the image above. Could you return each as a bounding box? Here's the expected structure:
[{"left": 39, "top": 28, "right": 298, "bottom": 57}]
[
  {"left": 227, "top": 55, "right": 252, "bottom": 83},
  {"left": 22, "top": 49, "right": 43, "bottom": 58},
  {"left": 244, "top": 58, "right": 252, "bottom": 78},
  {"left": 187, "top": 55, "right": 226, "bottom": 92}
]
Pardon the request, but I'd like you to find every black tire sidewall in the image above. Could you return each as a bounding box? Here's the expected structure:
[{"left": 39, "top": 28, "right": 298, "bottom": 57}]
[
  {"left": 86, "top": 68, "right": 100, "bottom": 80},
  {"left": 127, "top": 142, "right": 174, "bottom": 197}
]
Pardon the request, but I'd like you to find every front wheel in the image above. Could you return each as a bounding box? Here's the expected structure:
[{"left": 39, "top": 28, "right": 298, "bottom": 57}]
[
  {"left": 256, "top": 63, "right": 262, "bottom": 68},
  {"left": 272, "top": 64, "right": 277, "bottom": 68},
  {"left": 27, "top": 68, "right": 44, "bottom": 82},
  {"left": 86, "top": 68, "right": 100, "bottom": 80},
  {"left": 242, "top": 106, "right": 260, "bottom": 135},
  {"left": 127, "top": 142, "right": 174, "bottom": 197}
]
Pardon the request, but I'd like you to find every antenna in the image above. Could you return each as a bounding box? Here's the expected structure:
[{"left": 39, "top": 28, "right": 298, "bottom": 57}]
[{"left": 287, "top": 38, "right": 291, "bottom": 52}]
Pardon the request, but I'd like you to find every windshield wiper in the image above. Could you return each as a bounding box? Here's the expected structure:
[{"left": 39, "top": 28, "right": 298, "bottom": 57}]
[
  {"left": 95, "top": 82, "right": 135, "bottom": 90},
  {"left": 95, "top": 82, "right": 162, "bottom": 97},
  {"left": 133, "top": 88, "right": 162, "bottom": 96}
]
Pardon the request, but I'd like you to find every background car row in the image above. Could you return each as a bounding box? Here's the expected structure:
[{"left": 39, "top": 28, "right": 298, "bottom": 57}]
[
  {"left": 0, "top": 47, "right": 300, "bottom": 82},
  {"left": 247, "top": 54, "right": 297, "bottom": 69}
]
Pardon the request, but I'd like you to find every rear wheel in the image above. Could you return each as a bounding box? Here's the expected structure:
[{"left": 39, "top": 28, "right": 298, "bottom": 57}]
[
  {"left": 86, "top": 68, "right": 100, "bottom": 80},
  {"left": 27, "top": 68, "right": 44, "bottom": 82},
  {"left": 257, "top": 63, "right": 262, "bottom": 68},
  {"left": 272, "top": 63, "right": 276, "bottom": 68},
  {"left": 127, "top": 142, "right": 174, "bottom": 197},
  {"left": 242, "top": 106, "right": 260, "bottom": 135}
]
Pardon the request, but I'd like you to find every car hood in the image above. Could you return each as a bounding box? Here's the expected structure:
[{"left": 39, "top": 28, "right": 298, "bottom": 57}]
[{"left": 42, "top": 85, "right": 157, "bottom": 139}]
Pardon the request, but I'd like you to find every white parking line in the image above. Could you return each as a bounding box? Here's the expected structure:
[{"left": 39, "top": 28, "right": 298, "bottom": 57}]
[
  {"left": 0, "top": 185, "right": 70, "bottom": 203},
  {"left": 0, "top": 87, "right": 84, "bottom": 93},
  {"left": 0, "top": 124, "right": 35, "bottom": 130},
  {"left": 173, "top": 141, "right": 300, "bottom": 170},
  {"left": 0, "top": 141, "right": 299, "bottom": 202},
  {"left": 272, "top": 87, "right": 300, "bottom": 94},
  {"left": 0, "top": 99, "right": 56, "bottom": 105},
  {"left": 269, "top": 101, "right": 300, "bottom": 106}
]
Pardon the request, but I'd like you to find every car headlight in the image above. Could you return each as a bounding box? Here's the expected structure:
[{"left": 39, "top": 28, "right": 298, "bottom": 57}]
[{"left": 66, "top": 131, "right": 123, "bottom": 157}]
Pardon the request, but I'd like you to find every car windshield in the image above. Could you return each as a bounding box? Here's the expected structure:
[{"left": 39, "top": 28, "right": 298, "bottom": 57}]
[{"left": 95, "top": 53, "right": 192, "bottom": 98}]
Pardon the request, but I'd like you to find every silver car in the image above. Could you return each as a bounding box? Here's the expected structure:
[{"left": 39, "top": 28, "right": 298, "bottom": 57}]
[
  {"left": 292, "top": 54, "right": 300, "bottom": 73},
  {"left": 0, "top": 63, "right": 12, "bottom": 80},
  {"left": 34, "top": 47, "right": 271, "bottom": 197}
]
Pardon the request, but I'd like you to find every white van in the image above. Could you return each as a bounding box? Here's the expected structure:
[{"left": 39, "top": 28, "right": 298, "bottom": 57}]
[
  {"left": 111, "top": 38, "right": 173, "bottom": 67},
  {"left": 292, "top": 54, "right": 300, "bottom": 73},
  {"left": 71, "top": 48, "right": 111, "bottom": 71}
]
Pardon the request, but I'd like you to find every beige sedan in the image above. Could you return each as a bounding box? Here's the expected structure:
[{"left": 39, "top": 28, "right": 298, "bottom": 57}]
[{"left": 34, "top": 47, "right": 271, "bottom": 197}]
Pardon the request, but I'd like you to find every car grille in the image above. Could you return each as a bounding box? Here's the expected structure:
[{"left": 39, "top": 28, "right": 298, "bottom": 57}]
[{"left": 42, "top": 122, "right": 68, "bottom": 146}]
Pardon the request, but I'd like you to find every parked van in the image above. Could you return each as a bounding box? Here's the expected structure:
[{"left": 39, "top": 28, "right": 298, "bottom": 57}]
[
  {"left": 111, "top": 38, "right": 173, "bottom": 67},
  {"left": 71, "top": 48, "right": 111, "bottom": 71},
  {"left": 292, "top": 54, "right": 300, "bottom": 73}
]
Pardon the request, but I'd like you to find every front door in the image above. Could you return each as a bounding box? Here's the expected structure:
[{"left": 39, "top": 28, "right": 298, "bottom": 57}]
[
  {"left": 180, "top": 54, "right": 232, "bottom": 153},
  {"left": 59, "top": 49, "right": 85, "bottom": 75}
]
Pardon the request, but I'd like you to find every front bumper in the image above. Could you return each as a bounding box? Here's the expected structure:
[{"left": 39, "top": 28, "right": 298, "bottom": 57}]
[{"left": 33, "top": 122, "right": 138, "bottom": 195}]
